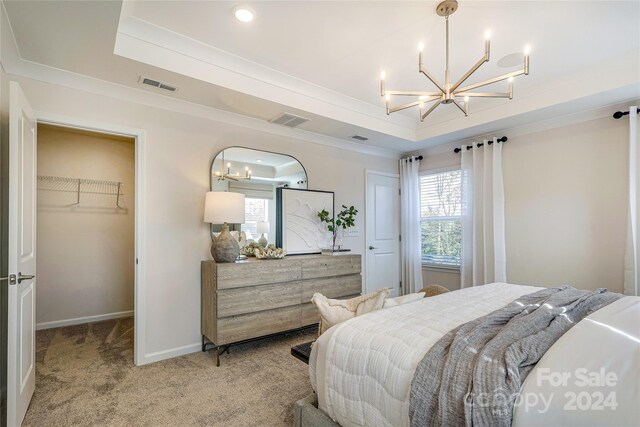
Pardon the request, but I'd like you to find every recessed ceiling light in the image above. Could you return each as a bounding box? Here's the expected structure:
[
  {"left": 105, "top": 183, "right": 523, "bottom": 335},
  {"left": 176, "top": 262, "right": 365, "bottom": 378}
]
[
  {"left": 233, "top": 5, "right": 255, "bottom": 23},
  {"left": 256, "top": 159, "right": 263, "bottom": 163}
]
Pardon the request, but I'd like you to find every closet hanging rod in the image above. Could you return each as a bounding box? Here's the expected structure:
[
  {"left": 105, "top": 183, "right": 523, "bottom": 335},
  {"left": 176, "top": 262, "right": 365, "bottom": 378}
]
[
  {"left": 453, "top": 136, "right": 508, "bottom": 154},
  {"left": 37, "top": 175, "right": 125, "bottom": 208},
  {"left": 37, "top": 175, "right": 124, "bottom": 187}
]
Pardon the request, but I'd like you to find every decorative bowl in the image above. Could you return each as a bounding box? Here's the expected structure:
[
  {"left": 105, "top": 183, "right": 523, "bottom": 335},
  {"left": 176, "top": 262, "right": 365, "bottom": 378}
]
[
  {"left": 254, "top": 244, "right": 286, "bottom": 259},
  {"left": 240, "top": 242, "right": 262, "bottom": 257}
]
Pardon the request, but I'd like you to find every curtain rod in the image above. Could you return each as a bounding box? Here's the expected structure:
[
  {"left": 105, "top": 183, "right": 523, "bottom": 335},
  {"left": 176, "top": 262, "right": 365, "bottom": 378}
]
[
  {"left": 454, "top": 136, "right": 508, "bottom": 154},
  {"left": 613, "top": 107, "right": 639, "bottom": 119},
  {"left": 402, "top": 155, "right": 423, "bottom": 162}
]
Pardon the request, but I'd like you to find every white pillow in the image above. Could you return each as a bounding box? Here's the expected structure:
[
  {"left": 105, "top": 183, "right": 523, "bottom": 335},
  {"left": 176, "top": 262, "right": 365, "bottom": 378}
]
[
  {"left": 382, "top": 292, "right": 426, "bottom": 308},
  {"left": 311, "top": 288, "right": 390, "bottom": 334}
]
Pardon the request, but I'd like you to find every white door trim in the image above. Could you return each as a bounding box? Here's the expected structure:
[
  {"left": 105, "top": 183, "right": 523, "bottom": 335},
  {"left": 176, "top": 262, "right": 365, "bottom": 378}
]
[
  {"left": 364, "top": 169, "right": 400, "bottom": 293},
  {"left": 34, "top": 111, "right": 147, "bottom": 366}
]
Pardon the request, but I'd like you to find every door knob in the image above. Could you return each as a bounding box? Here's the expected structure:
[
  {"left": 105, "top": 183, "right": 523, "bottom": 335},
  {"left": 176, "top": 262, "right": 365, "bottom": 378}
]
[
  {"left": 17, "top": 272, "right": 35, "bottom": 284},
  {"left": 369, "top": 246, "right": 378, "bottom": 250}
]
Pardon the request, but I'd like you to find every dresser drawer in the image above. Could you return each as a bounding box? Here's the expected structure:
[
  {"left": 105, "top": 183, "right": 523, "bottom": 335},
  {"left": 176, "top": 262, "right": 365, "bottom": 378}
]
[
  {"left": 301, "top": 303, "right": 319, "bottom": 326},
  {"left": 217, "top": 282, "right": 302, "bottom": 317},
  {"left": 216, "top": 259, "right": 301, "bottom": 289},
  {"left": 301, "top": 255, "right": 361, "bottom": 279},
  {"left": 301, "top": 274, "right": 362, "bottom": 302},
  {"left": 218, "top": 305, "right": 302, "bottom": 344}
]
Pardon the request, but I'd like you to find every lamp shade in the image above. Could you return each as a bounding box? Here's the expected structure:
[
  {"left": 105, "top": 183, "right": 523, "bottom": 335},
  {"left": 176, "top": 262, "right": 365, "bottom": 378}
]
[
  {"left": 256, "top": 221, "right": 270, "bottom": 234},
  {"left": 204, "top": 191, "right": 245, "bottom": 224}
]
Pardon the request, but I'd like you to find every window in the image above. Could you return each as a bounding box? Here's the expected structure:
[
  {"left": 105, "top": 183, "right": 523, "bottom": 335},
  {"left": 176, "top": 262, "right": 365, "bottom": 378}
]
[
  {"left": 242, "top": 198, "right": 269, "bottom": 239},
  {"left": 420, "top": 170, "right": 462, "bottom": 267}
]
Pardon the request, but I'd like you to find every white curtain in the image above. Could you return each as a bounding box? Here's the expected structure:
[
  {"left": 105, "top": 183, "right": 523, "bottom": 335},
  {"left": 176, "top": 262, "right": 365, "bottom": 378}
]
[
  {"left": 460, "top": 138, "right": 507, "bottom": 287},
  {"left": 624, "top": 106, "right": 639, "bottom": 296},
  {"left": 399, "top": 156, "right": 423, "bottom": 294}
]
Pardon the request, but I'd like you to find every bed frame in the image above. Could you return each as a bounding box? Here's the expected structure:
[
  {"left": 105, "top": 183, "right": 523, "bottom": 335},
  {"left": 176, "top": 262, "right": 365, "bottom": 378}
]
[{"left": 294, "top": 394, "right": 340, "bottom": 427}]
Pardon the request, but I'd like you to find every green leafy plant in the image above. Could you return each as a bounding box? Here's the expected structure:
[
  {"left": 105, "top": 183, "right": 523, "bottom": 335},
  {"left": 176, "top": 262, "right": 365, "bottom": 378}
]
[{"left": 318, "top": 205, "right": 358, "bottom": 249}]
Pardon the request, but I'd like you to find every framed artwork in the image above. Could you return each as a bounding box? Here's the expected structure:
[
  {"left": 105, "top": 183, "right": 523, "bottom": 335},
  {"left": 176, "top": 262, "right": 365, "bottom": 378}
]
[{"left": 276, "top": 188, "right": 334, "bottom": 255}]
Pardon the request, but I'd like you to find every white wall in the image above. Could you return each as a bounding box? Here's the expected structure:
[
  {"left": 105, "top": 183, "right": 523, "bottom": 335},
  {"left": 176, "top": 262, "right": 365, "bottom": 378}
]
[
  {"left": 419, "top": 115, "right": 629, "bottom": 293},
  {"left": 10, "top": 75, "right": 397, "bottom": 362},
  {"left": 36, "top": 124, "right": 135, "bottom": 328}
]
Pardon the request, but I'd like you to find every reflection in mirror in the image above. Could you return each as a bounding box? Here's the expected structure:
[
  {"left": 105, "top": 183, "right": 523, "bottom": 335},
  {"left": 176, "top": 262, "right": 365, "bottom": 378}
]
[{"left": 210, "top": 147, "right": 307, "bottom": 245}]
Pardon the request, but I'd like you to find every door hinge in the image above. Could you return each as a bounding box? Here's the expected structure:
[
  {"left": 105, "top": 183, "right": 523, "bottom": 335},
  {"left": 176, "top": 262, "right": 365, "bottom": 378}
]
[
  {"left": 399, "top": 188, "right": 401, "bottom": 196},
  {"left": 136, "top": 258, "right": 139, "bottom": 265},
  {"left": 399, "top": 234, "right": 402, "bottom": 242}
]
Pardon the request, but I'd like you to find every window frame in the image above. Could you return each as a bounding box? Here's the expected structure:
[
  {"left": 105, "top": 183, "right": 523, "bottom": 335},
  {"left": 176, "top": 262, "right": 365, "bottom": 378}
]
[
  {"left": 419, "top": 166, "right": 462, "bottom": 271},
  {"left": 241, "top": 197, "right": 270, "bottom": 238}
]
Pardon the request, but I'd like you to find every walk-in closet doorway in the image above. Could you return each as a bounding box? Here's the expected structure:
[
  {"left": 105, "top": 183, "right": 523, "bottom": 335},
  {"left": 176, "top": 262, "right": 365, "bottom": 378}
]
[{"left": 35, "top": 123, "right": 136, "bottom": 365}]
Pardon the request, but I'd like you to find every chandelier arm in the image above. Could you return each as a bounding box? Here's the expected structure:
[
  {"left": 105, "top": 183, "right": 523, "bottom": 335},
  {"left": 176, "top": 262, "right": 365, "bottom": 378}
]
[
  {"left": 452, "top": 99, "right": 468, "bottom": 117},
  {"left": 388, "top": 98, "right": 439, "bottom": 114},
  {"left": 384, "top": 90, "right": 443, "bottom": 97},
  {"left": 419, "top": 66, "right": 446, "bottom": 94},
  {"left": 455, "top": 92, "right": 511, "bottom": 98},
  {"left": 420, "top": 99, "right": 443, "bottom": 121},
  {"left": 454, "top": 68, "right": 525, "bottom": 94},
  {"left": 449, "top": 54, "right": 489, "bottom": 93}
]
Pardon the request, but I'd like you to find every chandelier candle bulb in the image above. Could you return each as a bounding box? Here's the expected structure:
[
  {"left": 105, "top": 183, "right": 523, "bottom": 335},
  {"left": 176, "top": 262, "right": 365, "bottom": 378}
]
[
  {"left": 524, "top": 45, "right": 530, "bottom": 75},
  {"left": 380, "top": 72, "right": 386, "bottom": 96},
  {"left": 508, "top": 77, "right": 514, "bottom": 99}
]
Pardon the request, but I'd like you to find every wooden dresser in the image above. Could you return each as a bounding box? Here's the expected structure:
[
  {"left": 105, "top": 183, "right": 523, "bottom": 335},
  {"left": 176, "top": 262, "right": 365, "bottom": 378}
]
[{"left": 201, "top": 254, "right": 361, "bottom": 364}]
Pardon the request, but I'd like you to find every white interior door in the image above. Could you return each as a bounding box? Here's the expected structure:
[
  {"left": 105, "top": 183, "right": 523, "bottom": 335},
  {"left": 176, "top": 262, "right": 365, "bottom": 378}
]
[
  {"left": 365, "top": 171, "right": 400, "bottom": 297},
  {"left": 7, "top": 81, "right": 37, "bottom": 427}
]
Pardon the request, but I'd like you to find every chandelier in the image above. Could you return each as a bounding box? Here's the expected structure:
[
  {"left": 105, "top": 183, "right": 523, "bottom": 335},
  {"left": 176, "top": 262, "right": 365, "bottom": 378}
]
[
  {"left": 214, "top": 151, "right": 252, "bottom": 181},
  {"left": 380, "top": 0, "right": 530, "bottom": 122}
]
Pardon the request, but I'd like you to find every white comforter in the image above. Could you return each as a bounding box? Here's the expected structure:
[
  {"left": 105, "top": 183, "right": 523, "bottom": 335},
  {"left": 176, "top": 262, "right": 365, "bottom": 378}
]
[{"left": 309, "top": 283, "right": 640, "bottom": 427}]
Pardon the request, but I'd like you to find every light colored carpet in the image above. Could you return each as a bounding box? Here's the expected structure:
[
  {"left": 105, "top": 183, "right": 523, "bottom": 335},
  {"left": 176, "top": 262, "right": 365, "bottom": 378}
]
[{"left": 24, "top": 318, "right": 316, "bottom": 426}]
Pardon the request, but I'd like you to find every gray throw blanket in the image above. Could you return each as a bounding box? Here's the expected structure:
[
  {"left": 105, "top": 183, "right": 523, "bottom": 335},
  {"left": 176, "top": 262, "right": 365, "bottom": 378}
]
[{"left": 409, "top": 286, "right": 622, "bottom": 427}]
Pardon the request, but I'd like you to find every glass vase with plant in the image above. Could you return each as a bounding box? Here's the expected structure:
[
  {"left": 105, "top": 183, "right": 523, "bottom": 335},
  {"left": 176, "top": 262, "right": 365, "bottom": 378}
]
[{"left": 317, "top": 205, "right": 358, "bottom": 251}]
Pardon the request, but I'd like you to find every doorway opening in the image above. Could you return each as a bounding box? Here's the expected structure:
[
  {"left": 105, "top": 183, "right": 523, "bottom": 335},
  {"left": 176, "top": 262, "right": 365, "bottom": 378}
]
[{"left": 35, "top": 124, "right": 136, "bottom": 366}]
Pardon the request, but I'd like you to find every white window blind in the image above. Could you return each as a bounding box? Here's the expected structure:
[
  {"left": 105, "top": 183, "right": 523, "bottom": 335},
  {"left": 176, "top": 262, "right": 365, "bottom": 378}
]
[
  {"left": 420, "top": 170, "right": 462, "bottom": 267},
  {"left": 242, "top": 198, "right": 269, "bottom": 238}
]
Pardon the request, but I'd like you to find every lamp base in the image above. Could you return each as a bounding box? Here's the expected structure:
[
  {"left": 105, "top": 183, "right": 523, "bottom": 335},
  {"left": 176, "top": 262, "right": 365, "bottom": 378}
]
[
  {"left": 258, "top": 233, "right": 268, "bottom": 248},
  {"left": 211, "top": 223, "right": 240, "bottom": 263}
]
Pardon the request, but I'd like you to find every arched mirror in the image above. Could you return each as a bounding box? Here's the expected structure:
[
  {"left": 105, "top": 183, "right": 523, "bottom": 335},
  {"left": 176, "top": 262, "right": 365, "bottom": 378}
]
[{"left": 210, "top": 147, "right": 308, "bottom": 244}]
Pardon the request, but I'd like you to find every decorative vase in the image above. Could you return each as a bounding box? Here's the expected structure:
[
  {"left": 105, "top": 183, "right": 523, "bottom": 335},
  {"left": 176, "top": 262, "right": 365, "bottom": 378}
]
[
  {"left": 211, "top": 223, "right": 240, "bottom": 263},
  {"left": 258, "top": 233, "right": 268, "bottom": 248},
  {"left": 332, "top": 228, "right": 344, "bottom": 250}
]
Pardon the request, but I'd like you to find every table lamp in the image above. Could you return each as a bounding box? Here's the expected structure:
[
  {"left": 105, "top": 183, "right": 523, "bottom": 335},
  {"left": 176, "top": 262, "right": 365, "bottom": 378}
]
[
  {"left": 204, "top": 191, "right": 245, "bottom": 263},
  {"left": 256, "top": 221, "right": 270, "bottom": 247}
]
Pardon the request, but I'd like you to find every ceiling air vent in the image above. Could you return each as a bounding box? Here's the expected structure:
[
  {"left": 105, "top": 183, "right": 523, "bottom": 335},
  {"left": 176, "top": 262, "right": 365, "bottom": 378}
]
[
  {"left": 268, "top": 112, "right": 310, "bottom": 128},
  {"left": 351, "top": 135, "right": 369, "bottom": 141},
  {"left": 139, "top": 76, "right": 178, "bottom": 92}
]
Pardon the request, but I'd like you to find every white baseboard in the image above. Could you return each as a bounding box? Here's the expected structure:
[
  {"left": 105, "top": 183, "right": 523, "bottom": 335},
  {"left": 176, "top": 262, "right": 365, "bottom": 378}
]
[
  {"left": 140, "top": 342, "right": 201, "bottom": 365},
  {"left": 36, "top": 310, "right": 134, "bottom": 331}
]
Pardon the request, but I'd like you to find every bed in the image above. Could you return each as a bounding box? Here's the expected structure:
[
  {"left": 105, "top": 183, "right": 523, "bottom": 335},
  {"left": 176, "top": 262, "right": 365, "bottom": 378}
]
[{"left": 307, "top": 283, "right": 640, "bottom": 427}]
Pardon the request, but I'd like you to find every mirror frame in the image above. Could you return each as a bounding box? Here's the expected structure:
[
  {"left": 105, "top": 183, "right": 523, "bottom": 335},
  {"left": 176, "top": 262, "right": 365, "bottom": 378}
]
[{"left": 209, "top": 146, "right": 309, "bottom": 237}]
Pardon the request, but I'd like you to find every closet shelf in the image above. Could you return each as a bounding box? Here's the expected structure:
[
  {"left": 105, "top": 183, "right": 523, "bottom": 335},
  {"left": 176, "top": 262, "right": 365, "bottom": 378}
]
[{"left": 37, "top": 175, "right": 125, "bottom": 208}]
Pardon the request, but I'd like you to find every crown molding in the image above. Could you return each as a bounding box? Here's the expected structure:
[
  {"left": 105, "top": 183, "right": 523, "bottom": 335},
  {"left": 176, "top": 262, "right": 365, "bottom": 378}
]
[
  {"left": 408, "top": 96, "right": 640, "bottom": 158},
  {"left": 0, "top": 6, "right": 400, "bottom": 159},
  {"left": 115, "top": 15, "right": 417, "bottom": 140}
]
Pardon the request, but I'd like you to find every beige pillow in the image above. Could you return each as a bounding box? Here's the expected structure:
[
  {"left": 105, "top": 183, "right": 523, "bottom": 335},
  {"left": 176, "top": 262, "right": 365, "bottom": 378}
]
[
  {"left": 311, "top": 288, "right": 390, "bottom": 335},
  {"left": 382, "top": 292, "right": 426, "bottom": 309}
]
